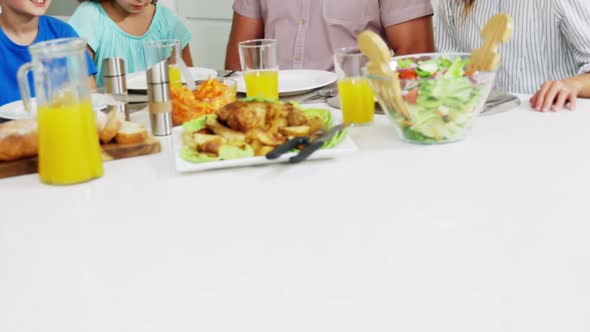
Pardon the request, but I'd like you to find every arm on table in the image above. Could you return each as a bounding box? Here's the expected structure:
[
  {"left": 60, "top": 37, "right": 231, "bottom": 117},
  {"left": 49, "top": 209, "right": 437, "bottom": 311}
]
[
  {"left": 575, "top": 75, "right": 590, "bottom": 98},
  {"left": 384, "top": 15, "right": 435, "bottom": 55},
  {"left": 224, "top": 12, "right": 264, "bottom": 70},
  {"left": 531, "top": 74, "right": 590, "bottom": 112},
  {"left": 530, "top": 0, "right": 590, "bottom": 111}
]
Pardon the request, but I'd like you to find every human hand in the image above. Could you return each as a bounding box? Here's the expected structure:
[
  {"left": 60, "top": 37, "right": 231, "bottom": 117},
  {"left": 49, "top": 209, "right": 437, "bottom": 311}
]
[{"left": 530, "top": 79, "right": 582, "bottom": 112}]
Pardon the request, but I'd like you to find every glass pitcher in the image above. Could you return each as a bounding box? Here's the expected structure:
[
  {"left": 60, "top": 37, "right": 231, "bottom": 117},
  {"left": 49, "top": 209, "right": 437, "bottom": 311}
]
[{"left": 18, "top": 38, "right": 103, "bottom": 185}]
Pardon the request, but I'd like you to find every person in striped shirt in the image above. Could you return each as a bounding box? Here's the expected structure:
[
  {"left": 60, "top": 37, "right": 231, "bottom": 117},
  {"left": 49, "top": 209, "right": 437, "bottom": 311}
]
[{"left": 436, "top": 0, "right": 590, "bottom": 112}]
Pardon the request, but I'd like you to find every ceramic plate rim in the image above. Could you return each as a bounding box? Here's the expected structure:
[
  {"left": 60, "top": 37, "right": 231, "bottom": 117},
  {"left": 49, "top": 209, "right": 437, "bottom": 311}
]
[
  {"left": 0, "top": 93, "right": 109, "bottom": 120},
  {"left": 126, "top": 67, "right": 218, "bottom": 91}
]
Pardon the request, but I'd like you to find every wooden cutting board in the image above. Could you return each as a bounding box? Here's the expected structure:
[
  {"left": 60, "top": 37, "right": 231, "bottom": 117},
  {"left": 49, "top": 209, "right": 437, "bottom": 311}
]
[{"left": 0, "top": 136, "right": 160, "bottom": 179}]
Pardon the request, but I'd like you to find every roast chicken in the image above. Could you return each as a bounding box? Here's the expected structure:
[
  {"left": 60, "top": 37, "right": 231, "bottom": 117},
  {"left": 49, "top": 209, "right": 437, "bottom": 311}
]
[{"left": 182, "top": 100, "right": 325, "bottom": 157}]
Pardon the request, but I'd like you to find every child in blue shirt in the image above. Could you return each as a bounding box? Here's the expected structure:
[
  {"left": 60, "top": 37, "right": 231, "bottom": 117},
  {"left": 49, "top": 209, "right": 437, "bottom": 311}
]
[
  {"left": 0, "top": 0, "right": 97, "bottom": 106},
  {"left": 69, "top": 0, "right": 193, "bottom": 87}
]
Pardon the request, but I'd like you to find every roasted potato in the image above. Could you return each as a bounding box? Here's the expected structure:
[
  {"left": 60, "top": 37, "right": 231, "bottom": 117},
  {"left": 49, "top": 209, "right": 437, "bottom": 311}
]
[
  {"left": 280, "top": 126, "right": 311, "bottom": 137},
  {"left": 255, "top": 145, "right": 275, "bottom": 156},
  {"left": 249, "top": 128, "right": 287, "bottom": 146},
  {"left": 206, "top": 117, "right": 247, "bottom": 141}
]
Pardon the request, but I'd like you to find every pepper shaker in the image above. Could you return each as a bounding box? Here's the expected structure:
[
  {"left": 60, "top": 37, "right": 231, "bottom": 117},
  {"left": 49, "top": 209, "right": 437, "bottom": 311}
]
[
  {"left": 102, "top": 58, "right": 129, "bottom": 120},
  {"left": 146, "top": 60, "right": 173, "bottom": 136}
]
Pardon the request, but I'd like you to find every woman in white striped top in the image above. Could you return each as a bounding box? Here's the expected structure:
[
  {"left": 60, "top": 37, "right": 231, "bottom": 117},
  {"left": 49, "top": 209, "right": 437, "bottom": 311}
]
[{"left": 436, "top": 0, "right": 590, "bottom": 112}]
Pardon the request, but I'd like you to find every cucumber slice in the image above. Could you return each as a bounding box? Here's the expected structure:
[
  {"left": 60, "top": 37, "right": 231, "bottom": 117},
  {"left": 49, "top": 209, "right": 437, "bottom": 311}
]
[{"left": 416, "top": 62, "right": 438, "bottom": 77}]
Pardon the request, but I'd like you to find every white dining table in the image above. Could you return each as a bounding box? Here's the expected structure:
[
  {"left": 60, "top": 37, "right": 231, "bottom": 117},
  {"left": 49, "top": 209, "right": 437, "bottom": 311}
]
[{"left": 1, "top": 96, "right": 590, "bottom": 332}]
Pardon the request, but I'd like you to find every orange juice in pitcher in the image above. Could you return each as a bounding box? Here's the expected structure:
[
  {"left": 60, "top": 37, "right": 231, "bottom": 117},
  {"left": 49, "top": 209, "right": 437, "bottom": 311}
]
[
  {"left": 37, "top": 99, "right": 103, "bottom": 184},
  {"left": 18, "top": 38, "right": 103, "bottom": 185}
]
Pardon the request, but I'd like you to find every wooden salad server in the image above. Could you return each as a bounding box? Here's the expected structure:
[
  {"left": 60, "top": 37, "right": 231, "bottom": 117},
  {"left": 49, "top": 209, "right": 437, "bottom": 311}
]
[
  {"left": 467, "top": 13, "right": 514, "bottom": 73},
  {"left": 357, "top": 30, "right": 410, "bottom": 118}
]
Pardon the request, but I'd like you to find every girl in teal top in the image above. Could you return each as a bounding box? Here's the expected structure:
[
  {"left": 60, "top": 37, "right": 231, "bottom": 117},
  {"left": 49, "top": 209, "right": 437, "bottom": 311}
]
[{"left": 69, "top": 0, "right": 193, "bottom": 87}]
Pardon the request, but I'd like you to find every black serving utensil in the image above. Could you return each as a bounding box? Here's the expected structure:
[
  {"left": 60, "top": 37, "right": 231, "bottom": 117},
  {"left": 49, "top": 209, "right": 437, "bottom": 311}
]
[
  {"left": 266, "top": 123, "right": 347, "bottom": 162},
  {"left": 288, "top": 123, "right": 347, "bottom": 164},
  {"left": 266, "top": 136, "right": 310, "bottom": 160}
]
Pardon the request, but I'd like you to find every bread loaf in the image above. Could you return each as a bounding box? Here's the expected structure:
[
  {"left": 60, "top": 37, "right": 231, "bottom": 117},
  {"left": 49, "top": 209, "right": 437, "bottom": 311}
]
[
  {"left": 95, "top": 109, "right": 108, "bottom": 133},
  {"left": 0, "top": 119, "right": 38, "bottom": 161},
  {"left": 115, "top": 121, "right": 148, "bottom": 144},
  {"left": 99, "top": 109, "right": 123, "bottom": 144},
  {"left": 0, "top": 109, "right": 147, "bottom": 162}
]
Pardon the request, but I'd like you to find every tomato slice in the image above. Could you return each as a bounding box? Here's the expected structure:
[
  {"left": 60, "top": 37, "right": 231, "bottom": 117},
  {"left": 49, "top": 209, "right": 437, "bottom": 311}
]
[
  {"left": 398, "top": 69, "right": 418, "bottom": 80},
  {"left": 402, "top": 89, "right": 419, "bottom": 104}
]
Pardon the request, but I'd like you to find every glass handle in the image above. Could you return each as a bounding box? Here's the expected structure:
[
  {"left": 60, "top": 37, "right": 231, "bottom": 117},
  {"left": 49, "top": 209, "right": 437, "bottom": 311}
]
[{"left": 17, "top": 62, "right": 34, "bottom": 113}]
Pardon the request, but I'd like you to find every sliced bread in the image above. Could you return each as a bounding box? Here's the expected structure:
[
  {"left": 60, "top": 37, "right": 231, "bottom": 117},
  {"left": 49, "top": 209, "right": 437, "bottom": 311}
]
[
  {"left": 99, "top": 109, "right": 123, "bottom": 144},
  {"left": 94, "top": 109, "right": 108, "bottom": 133},
  {"left": 115, "top": 121, "right": 147, "bottom": 145},
  {"left": 0, "top": 119, "right": 38, "bottom": 161}
]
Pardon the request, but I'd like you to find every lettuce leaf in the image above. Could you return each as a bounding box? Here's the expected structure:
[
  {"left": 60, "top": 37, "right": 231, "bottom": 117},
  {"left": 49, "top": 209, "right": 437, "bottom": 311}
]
[
  {"left": 301, "top": 108, "right": 347, "bottom": 149},
  {"left": 397, "top": 58, "right": 414, "bottom": 69},
  {"left": 180, "top": 146, "right": 220, "bottom": 163},
  {"left": 302, "top": 108, "right": 333, "bottom": 128},
  {"left": 218, "top": 145, "right": 254, "bottom": 160},
  {"left": 180, "top": 144, "right": 254, "bottom": 163},
  {"left": 182, "top": 114, "right": 215, "bottom": 132}
]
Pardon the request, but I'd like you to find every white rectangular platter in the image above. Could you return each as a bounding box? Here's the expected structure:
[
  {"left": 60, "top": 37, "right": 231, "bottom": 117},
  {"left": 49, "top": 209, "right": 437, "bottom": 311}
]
[{"left": 173, "top": 126, "right": 357, "bottom": 173}]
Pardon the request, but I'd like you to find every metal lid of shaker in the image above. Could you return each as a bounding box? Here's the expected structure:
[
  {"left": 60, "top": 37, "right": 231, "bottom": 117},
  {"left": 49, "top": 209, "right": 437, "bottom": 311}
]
[
  {"left": 146, "top": 60, "right": 169, "bottom": 85},
  {"left": 102, "top": 58, "right": 126, "bottom": 77}
]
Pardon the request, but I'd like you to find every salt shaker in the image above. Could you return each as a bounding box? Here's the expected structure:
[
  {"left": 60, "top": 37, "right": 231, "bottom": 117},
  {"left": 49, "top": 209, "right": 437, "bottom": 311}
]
[
  {"left": 102, "top": 58, "right": 129, "bottom": 120},
  {"left": 146, "top": 60, "right": 173, "bottom": 136}
]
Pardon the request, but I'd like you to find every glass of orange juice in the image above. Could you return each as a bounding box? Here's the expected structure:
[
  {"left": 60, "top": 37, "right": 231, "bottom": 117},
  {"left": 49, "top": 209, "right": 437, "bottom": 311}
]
[
  {"left": 334, "top": 48, "right": 375, "bottom": 125},
  {"left": 238, "top": 39, "right": 279, "bottom": 100},
  {"left": 143, "top": 39, "right": 183, "bottom": 88}
]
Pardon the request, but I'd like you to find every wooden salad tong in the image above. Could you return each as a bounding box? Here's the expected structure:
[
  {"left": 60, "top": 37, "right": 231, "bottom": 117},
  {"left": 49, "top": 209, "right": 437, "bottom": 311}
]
[
  {"left": 357, "top": 30, "right": 410, "bottom": 118},
  {"left": 467, "top": 13, "right": 514, "bottom": 73}
]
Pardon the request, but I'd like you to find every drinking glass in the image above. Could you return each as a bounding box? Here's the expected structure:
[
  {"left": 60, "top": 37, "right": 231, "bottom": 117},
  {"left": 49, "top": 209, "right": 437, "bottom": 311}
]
[
  {"left": 143, "top": 39, "right": 182, "bottom": 88},
  {"left": 333, "top": 48, "right": 375, "bottom": 125},
  {"left": 238, "top": 39, "right": 279, "bottom": 100}
]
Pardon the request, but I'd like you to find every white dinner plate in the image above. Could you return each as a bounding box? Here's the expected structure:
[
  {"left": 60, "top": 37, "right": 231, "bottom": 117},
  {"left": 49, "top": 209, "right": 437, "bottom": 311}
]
[
  {"left": 173, "top": 124, "right": 356, "bottom": 173},
  {"left": 235, "top": 70, "right": 338, "bottom": 97},
  {"left": 126, "top": 67, "right": 218, "bottom": 91},
  {"left": 0, "top": 93, "right": 109, "bottom": 120}
]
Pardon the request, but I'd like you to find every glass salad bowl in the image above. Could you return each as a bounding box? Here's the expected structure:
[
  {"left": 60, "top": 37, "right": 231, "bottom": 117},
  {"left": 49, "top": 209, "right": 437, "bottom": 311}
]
[{"left": 365, "top": 53, "right": 496, "bottom": 144}]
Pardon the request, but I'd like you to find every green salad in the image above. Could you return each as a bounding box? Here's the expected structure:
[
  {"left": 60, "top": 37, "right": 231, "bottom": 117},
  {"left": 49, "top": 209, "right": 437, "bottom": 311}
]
[
  {"left": 180, "top": 101, "right": 346, "bottom": 163},
  {"left": 391, "top": 56, "right": 484, "bottom": 143}
]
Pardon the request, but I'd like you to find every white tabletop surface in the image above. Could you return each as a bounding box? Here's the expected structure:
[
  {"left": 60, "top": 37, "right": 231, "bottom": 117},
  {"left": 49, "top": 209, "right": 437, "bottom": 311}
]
[{"left": 1, "top": 96, "right": 590, "bottom": 332}]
